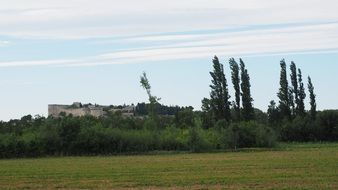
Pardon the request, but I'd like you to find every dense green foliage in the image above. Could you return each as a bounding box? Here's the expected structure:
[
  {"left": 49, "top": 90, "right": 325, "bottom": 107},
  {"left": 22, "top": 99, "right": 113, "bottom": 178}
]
[
  {"left": 266, "top": 59, "right": 333, "bottom": 142},
  {"left": 0, "top": 111, "right": 278, "bottom": 158},
  {"left": 278, "top": 110, "right": 338, "bottom": 141},
  {"left": 135, "top": 102, "right": 186, "bottom": 116}
]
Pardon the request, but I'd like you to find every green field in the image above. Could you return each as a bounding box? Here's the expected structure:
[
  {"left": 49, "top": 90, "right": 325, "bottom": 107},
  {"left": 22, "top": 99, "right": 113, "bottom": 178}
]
[{"left": 0, "top": 143, "right": 337, "bottom": 190}]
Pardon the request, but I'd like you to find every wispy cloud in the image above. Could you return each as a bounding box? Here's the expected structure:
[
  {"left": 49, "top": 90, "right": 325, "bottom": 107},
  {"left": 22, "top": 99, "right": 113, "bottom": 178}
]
[
  {"left": 1, "top": 21, "right": 337, "bottom": 67},
  {"left": 0, "top": 40, "right": 10, "bottom": 47},
  {"left": 0, "top": 0, "right": 338, "bottom": 67},
  {"left": 0, "top": 79, "right": 46, "bottom": 86},
  {"left": 0, "top": 0, "right": 338, "bottom": 39}
]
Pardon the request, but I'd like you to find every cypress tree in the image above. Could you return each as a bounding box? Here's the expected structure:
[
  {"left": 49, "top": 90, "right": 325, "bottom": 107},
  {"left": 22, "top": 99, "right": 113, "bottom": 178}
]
[
  {"left": 209, "top": 56, "right": 231, "bottom": 121},
  {"left": 298, "top": 68, "right": 306, "bottom": 116},
  {"left": 229, "top": 58, "right": 241, "bottom": 121},
  {"left": 290, "top": 62, "right": 298, "bottom": 116},
  {"left": 240, "top": 59, "right": 254, "bottom": 121},
  {"left": 308, "top": 76, "right": 317, "bottom": 119},
  {"left": 277, "top": 59, "right": 291, "bottom": 119}
]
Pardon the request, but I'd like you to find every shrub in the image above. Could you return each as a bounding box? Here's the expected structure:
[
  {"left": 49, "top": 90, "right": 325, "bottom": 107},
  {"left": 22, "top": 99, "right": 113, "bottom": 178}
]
[
  {"left": 215, "top": 119, "right": 228, "bottom": 129},
  {"left": 160, "top": 126, "right": 185, "bottom": 150},
  {"left": 225, "top": 122, "right": 276, "bottom": 149},
  {"left": 187, "top": 127, "right": 212, "bottom": 152},
  {"left": 143, "top": 118, "right": 157, "bottom": 130},
  {"left": 316, "top": 110, "right": 338, "bottom": 141},
  {"left": 255, "top": 124, "right": 277, "bottom": 147}
]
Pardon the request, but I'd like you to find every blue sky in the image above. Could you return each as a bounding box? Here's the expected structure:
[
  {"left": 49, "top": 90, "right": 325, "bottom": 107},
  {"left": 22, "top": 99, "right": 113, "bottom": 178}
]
[{"left": 0, "top": 0, "right": 338, "bottom": 121}]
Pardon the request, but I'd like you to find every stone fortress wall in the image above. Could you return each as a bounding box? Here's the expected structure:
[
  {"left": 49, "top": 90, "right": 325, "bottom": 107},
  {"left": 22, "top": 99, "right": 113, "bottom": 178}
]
[{"left": 48, "top": 102, "right": 134, "bottom": 118}]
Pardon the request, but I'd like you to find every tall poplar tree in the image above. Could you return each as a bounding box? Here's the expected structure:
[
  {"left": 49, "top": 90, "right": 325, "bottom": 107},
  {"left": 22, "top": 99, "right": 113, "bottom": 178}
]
[
  {"left": 209, "top": 56, "right": 231, "bottom": 121},
  {"left": 229, "top": 58, "right": 241, "bottom": 121},
  {"left": 297, "top": 68, "right": 306, "bottom": 116},
  {"left": 240, "top": 59, "right": 254, "bottom": 121},
  {"left": 140, "top": 72, "right": 160, "bottom": 119},
  {"left": 308, "top": 76, "right": 317, "bottom": 119},
  {"left": 288, "top": 87, "right": 295, "bottom": 117},
  {"left": 277, "top": 59, "right": 291, "bottom": 119},
  {"left": 290, "top": 62, "right": 298, "bottom": 116}
]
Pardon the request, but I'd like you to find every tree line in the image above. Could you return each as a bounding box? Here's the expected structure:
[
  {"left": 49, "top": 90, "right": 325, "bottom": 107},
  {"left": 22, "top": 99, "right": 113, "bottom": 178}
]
[
  {"left": 201, "top": 57, "right": 316, "bottom": 123},
  {"left": 0, "top": 56, "right": 337, "bottom": 158},
  {"left": 200, "top": 56, "right": 336, "bottom": 142}
]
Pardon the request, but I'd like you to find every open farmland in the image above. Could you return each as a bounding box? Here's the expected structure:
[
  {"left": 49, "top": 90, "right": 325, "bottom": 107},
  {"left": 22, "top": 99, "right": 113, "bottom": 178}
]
[{"left": 0, "top": 143, "right": 337, "bottom": 190}]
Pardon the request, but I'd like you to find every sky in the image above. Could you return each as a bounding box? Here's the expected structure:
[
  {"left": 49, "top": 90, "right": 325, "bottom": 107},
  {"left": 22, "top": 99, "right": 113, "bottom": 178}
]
[{"left": 0, "top": 0, "right": 338, "bottom": 121}]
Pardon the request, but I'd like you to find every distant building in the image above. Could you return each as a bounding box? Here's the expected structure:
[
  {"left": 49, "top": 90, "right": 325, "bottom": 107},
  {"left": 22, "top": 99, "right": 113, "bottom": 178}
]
[{"left": 48, "top": 102, "right": 135, "bottom": 118}]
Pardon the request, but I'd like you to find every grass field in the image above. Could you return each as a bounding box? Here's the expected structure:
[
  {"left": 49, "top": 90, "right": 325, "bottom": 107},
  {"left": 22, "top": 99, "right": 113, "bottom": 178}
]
[{"left": 0, "top": 143, "right": 337, "bottom": 190}]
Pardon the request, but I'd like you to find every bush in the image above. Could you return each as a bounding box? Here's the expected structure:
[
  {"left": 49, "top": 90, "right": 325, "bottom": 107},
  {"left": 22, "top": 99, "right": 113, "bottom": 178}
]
[
  {"left": 255, "top": 124, "right": 276, "bottom": 147},
  {"left": 215, "top": 119, "right": 228, "bottom": 129},
  {"left": 20, "top": 131, "right": 42, "bottom": 157},
  {"left": 160, "top": 126, "right": 186, "bottom": 150},
  {"left": 224, "top": 122, "right": 276, "bottom": 149},
  {"left": 279, "top": 111, "right": 338, "bottom": 142},
  {"left": 187, "top": 127, "right": 212, "bottom": 152},
  {"left": 280, "top": 117, "right": 307, "bottom": 141},
  {"left": 143, "top": 118, "right": 157, "bottom": 130},
  {"left": 316, "top": 110, "right": 338, "bottom": 141},
  {"left": 204, "top": 128, "right": 224, "bottom": 149}
]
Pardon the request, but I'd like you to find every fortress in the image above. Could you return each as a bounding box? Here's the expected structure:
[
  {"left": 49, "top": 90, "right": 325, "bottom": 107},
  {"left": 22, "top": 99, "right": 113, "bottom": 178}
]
[{"left": 48, "top": 102, "right": 135, "bottom": 118}]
